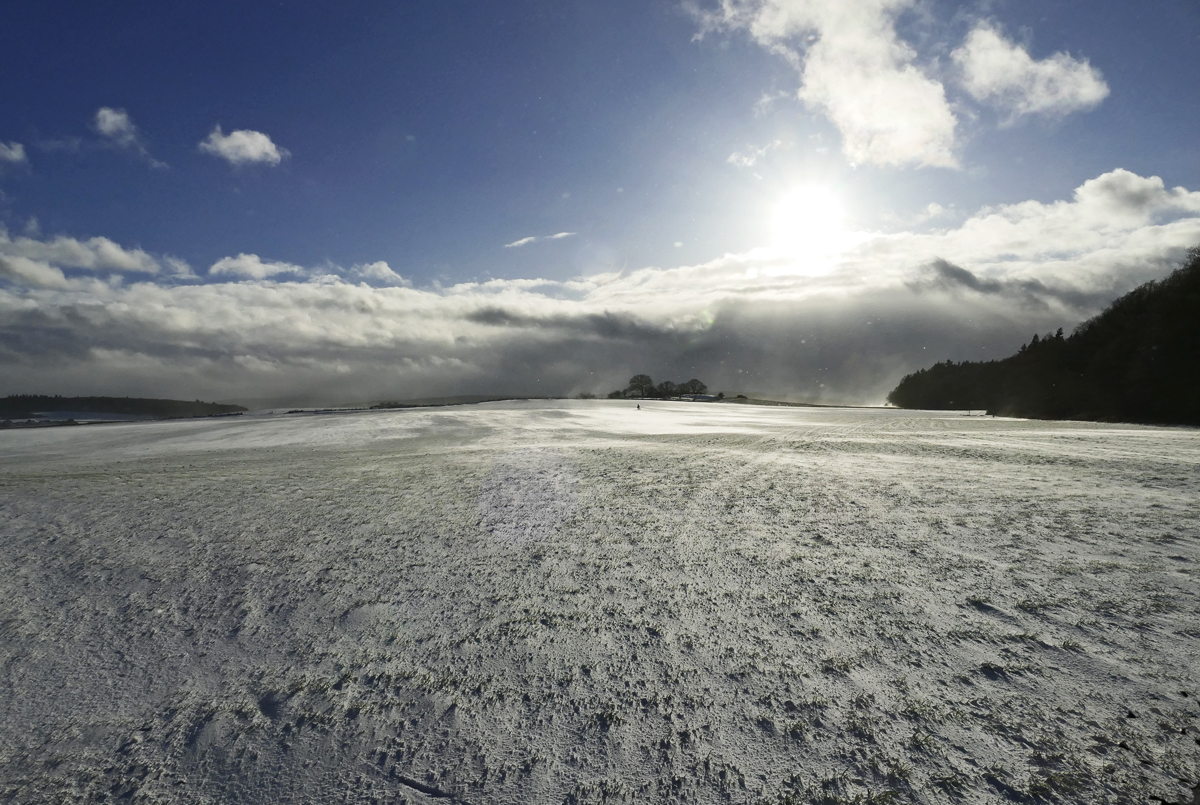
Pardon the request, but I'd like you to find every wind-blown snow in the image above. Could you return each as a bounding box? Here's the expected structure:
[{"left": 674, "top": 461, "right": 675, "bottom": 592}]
[{"left": 1, "top": 401, "right": 1197, "bottom": 804}]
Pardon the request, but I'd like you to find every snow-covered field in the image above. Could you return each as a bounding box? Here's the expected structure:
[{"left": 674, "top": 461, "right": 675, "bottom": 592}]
[{"left": 1, "top": 401, "right": 1197, "bottom": 805}]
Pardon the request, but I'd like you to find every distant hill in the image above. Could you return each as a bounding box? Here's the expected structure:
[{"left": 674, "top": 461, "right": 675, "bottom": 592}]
[
  {"left": 887, "top": 247, "right": 1200, "bottom": 425},
  {"left": 0, "top": 395, "right": 247, "bottom": 420}
]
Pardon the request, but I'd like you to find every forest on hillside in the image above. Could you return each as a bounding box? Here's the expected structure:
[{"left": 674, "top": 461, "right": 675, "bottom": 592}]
[{"left": 888, "top": 247, "right": 1200, "bottom": 425}]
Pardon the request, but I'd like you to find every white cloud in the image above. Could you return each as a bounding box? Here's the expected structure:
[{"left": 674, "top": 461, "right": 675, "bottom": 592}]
[
  {"left": 1070, "top": 169, "right": 1200, "bottom": 225},
  {"left": 349, "top": 261, "right": 411, "bottom": 286},
  {"left": 163, "top": 256, "right": 198, "bottom": 279},
  {"left": 0, "top": 255, "right": 69, "bottom": 288},
  {"left": 697, "top": 0, "right": 958, "bottom": 168},
  {"left": 93, "top": 107, "right": 167, "bottom": 168},
  {"left": 728, "top": 140, "right": 781, "bottom": 168},
  {"left": 2, "top": 170, "right": 1198, "bottom": 404},
  {"left": 881, "top": 201, "right": 954, "bottom": 229},
  {"left": 209, "top": 253, "right": 304, "bottom": 280},
  {"left": 753, "top": 90, "right": 791, "bottom": 116},
  {"left": 504, "top": 232, "right": 577, "bottom": 248},
  {"left": 199, "top": 126, "right": 289, "bottom": 166},
  {"left": 0, "top": 229, "right": 162, "bottom": 275},
  {"left": 915, "top": 202, "right": 950, "bottom": 223},
  {"left": 0, "top": 142, "right": 26, "bottom": 164},
  {"left": 95, "top": 108, "right": 138, "bottom": 146},
  {"left": 953, "top": 24, "right": 1109, "bottom": 120}
]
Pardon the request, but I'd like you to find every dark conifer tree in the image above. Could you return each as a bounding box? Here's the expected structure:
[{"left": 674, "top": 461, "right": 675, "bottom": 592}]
[{"left": 888, "top": 247, "right": 1200, "bottom": 425}]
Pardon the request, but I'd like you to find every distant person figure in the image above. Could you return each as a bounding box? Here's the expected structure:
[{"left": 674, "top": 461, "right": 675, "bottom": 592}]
[{"left": 637, "top": 404, "right": 640, "bottom": 410}]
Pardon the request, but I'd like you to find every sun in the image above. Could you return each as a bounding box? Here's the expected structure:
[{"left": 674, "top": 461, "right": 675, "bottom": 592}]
[{"left": 770, "top": 185, "right": 850, "bottom": 260}]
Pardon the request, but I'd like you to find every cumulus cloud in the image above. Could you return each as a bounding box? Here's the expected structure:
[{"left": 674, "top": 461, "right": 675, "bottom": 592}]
[
  {"left": 0, "top": 142, "right": 27, "bottom": 164},
  {"left": 697, "top": 0, "right": 958, "bottom": 168},
  {"left": 1, "top": 170, "right": 1197, "bottom": 405},
  {"left": 95, "top": 108, "right": 138, "bottom": 146},
  {"left": 348, "top": 261, "right": 411, "bottom": 286},
  {"left": 0, "top": 255, "right": 70, "bottom": 289},
  {"left": 0, "top": 228, "right": 163, "bottom": 278},
  {"left": 953, "top": 24, "right": 1109, "bottom": 120},
  {"left": 880, "top": 169, "right": 1200, "bottom": 280},
  {"left": 93, "top": 107, "right": 167, "bottom": 168},
  {"left": 199, "top": 126, "right": 289, "bottom": 166},
  {"left": 209, "top": 253, "right": 304, "bottom": 280},
  {"left": 504, "top": 232, "right": 577, "bottom": 248}
]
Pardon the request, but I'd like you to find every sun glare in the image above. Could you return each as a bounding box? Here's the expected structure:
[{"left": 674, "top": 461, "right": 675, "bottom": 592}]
[{"left": 770, "top": 185, "right": 850, "bottom": 262}]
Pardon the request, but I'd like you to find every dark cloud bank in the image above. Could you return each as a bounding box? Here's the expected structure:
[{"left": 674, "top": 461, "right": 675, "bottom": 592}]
[{"left": 1, "top": 169, "right": 1198, "bottom": 406}]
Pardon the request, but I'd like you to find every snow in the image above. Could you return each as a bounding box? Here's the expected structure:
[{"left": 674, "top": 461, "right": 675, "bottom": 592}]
[{"left": 1, "top": 400, "right": 1197, "bottom": 804}]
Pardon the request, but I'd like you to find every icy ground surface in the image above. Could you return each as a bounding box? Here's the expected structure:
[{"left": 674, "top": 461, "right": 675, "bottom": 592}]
[{"left": 1, "top": 401, "right": 1198, "bottom": 805}]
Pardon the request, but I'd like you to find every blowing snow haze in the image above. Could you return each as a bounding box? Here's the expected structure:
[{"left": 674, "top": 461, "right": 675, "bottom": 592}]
[{"left": 1, "top": 2, "right": 1198, "bottom": 404}]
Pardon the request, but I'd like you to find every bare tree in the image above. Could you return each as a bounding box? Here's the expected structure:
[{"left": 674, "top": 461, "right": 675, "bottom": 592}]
[{"left": 626, "top": 374, "right": 654, "bottom": 398}]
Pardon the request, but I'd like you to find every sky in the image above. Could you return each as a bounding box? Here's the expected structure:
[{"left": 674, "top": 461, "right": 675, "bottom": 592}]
[{"left": 1, "top": 0, "right": 1199, "bottom": 405}]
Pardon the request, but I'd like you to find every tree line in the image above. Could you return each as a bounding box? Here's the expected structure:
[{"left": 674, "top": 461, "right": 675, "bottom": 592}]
[
  {"left": 606, "top": 375, "right": 716, "bottom": 399},
  {"left": 0, "top": 395, "right": 247, "bottom": 419},
  {"left": 887, "top": 246, "right": 1200, "bottom": 425}
]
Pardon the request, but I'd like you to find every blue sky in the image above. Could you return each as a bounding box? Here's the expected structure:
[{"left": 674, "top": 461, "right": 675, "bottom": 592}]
[{"left": 2, "top": 1, "right": 1199, "bottom": 404}]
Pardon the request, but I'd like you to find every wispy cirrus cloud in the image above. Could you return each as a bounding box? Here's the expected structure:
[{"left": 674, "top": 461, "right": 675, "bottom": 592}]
[
  {"left": 94, "top": 107, "right": 167, "bottom": 168},
  {"left": 504, "top": 232, "right": 577, "bottom": 248},
  {"left": 953, "top": 23, "right": 1109, "bottom": 121},
  {"left": 727, "top": 140, "right": 781, "bottom": 168},
  {"left": 0, "top": 142, "right": 27, "bottom": 165},
  {"left": 199, "top": 126, "right": 290, "bottom": 166}
]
